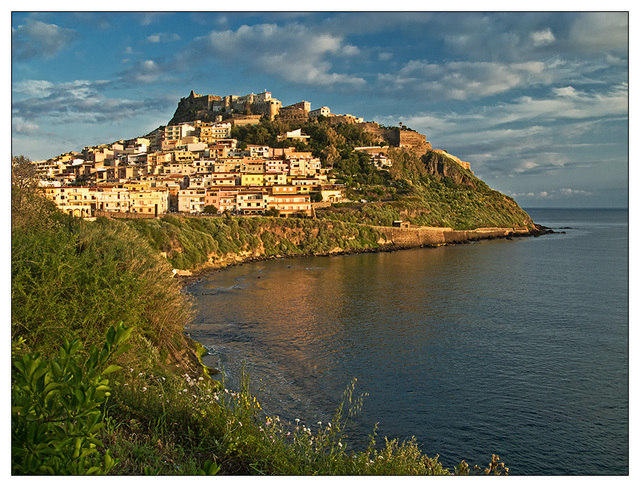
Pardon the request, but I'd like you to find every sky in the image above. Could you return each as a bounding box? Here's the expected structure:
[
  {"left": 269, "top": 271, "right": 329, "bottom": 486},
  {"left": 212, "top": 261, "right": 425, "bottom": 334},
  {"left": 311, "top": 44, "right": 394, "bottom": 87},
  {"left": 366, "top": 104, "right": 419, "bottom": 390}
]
[{"left": 10, "top": 7, "right": 631, "bottom": 208}]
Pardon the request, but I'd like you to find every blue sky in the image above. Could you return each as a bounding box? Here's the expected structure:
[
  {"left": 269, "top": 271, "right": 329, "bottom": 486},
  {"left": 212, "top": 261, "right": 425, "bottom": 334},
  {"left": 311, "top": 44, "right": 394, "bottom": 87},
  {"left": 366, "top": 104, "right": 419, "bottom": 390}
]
[{"left": 11, "top": 8, "right": 630, "bottom": 208}]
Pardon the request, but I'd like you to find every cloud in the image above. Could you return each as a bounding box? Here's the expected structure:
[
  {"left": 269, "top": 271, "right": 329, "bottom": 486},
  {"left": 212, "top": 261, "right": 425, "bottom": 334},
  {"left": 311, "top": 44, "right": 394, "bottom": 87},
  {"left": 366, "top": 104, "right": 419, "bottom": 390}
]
[
  {"left": 145, "top": 33, "right": 181, "bottom": 43},
  {"left": 530, "top": 28, "right": 555, "bottom": 47},
  {"left": 191, "top": 23, "right": 366, "bottom": 88},
  {"left": 501, "top": 83, "right": 628, "bottom": 124},
  {"left": 377, "top": 60, "right": 549, "bottom": 100},
  {"left": 506, "top": 188, "right": 592, "bottom": 200},
  {"left": 117, "top": 59, "right": 178, "bottom": 85},
  {"left": 567, "top": 12, "right": 628, "bottom": 52},
  {"left": 12, "top": 18, "right": 76, "bottom": 60},
  {"left": 12, "top": 79, "right": 169, "bottom": 125},
  {"left": 377, "top": 80, "right": 627, "bottom": 183},
  {"left": 12, "top": 117, "right": 40, "bottom": 135}
]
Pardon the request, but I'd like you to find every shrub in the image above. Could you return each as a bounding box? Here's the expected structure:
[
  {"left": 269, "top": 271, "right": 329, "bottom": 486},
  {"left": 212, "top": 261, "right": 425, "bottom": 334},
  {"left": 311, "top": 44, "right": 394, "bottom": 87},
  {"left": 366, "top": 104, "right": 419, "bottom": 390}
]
[{"left": 11, "top": 322, "right": 133, "bottom": 475}]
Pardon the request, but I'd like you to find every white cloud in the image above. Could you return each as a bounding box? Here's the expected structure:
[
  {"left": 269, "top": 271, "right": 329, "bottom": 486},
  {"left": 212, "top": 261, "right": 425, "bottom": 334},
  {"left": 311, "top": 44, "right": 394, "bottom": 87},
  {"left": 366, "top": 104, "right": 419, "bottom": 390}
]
[
  {"left": 193, "top": 23, "right": 366, "bottom": 88},
  {"left": 507, "top": 188, "right": 592, "bottom": 200},
  {"left": 341, "top": 44, "right": 360, "bottom": 56},
  {"left": 502, "top": 83, "right": 628, "bottom": 124},
  {"left": 145, "top": 33, "right": 180, "bottom": 43},
  {"left": 12, "top": 117, "right": 40, "bottom": 135},
  {"left": 553, "top": 86, "right": 579, "bottom": 97},
  {"left": 13, "top": 80, "right": 55, "bottom": 98},
  {"left": 559, "top": 188, "right": 591, "bottom": 196},
  {"left": 12, "top": 19, "right": 76, "bottom": 60},
  {"left": 117, "top": 59, "right": 170, "bottom": 85},
  {"left": 530, "top": 28, "right": 555, "bottom": 47},
  {"left": 12, "top": 79, "right": 168, "bottom": 125},
  {"left": 378, "top": 60, "right": 549, "bottom": 100}
]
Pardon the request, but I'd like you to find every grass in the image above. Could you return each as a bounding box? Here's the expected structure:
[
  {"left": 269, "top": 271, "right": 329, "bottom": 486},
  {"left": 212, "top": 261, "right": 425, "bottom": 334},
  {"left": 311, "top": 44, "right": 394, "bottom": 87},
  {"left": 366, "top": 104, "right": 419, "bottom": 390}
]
[{"left": 102, "top": 368, "right": 480, "bottom": 475}]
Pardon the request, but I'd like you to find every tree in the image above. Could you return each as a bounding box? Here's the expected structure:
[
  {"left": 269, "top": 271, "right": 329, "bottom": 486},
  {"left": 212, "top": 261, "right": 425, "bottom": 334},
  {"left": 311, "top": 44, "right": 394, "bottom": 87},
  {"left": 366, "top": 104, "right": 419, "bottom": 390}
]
[
  {"left": 11, "top": 155, "right": 58, "bottom": 231},
  {"left": 11, "top": 155, "right": 38, "bottom": 211}
]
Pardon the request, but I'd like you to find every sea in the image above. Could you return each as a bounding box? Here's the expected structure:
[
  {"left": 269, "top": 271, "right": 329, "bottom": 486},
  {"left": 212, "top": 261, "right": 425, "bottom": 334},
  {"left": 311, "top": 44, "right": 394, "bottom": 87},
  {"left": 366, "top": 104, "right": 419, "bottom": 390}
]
[{"left": 186, "top": 208, "right": 629, "bottom": 475}]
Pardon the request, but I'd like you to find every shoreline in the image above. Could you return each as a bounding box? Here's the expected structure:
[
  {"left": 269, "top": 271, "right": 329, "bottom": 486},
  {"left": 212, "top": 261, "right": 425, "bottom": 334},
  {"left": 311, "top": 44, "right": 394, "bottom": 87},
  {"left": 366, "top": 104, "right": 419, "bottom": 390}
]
[{"left": 176, "top": 222, "right": 553, "bottom": 287}]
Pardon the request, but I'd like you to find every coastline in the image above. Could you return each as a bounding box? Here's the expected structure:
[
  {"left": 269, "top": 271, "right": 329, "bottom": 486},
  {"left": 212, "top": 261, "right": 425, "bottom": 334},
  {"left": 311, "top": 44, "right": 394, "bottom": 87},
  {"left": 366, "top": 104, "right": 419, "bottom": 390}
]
[{"left": 175, "top": 222, "right": 552, "bottom": 287}]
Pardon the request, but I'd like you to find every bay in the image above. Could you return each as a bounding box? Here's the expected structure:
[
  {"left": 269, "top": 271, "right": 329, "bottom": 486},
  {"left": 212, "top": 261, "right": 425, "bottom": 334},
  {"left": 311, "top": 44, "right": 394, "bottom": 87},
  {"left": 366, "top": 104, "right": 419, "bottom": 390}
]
[{"left": 186, "top": 208, "right": 628, "bottom": 475}]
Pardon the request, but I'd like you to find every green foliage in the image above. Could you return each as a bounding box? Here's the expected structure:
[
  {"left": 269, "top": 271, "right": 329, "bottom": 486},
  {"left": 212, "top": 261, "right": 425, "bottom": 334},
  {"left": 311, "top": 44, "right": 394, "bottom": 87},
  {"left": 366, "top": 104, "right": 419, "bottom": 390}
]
[
  {"left": 104, "top": 365, "right": 506, "bottom": 475},
  {"left": 11, "top": 322, "right": 133, "bottom": 475},
  {"left": 128, "top": 216, "right": 385, "bottom": 270},
  {"left": 12, "top": 216, "right": 191, "bottom": 354},
  {"left": 11, "top": 155, "right": 60, "bottom": 231}
]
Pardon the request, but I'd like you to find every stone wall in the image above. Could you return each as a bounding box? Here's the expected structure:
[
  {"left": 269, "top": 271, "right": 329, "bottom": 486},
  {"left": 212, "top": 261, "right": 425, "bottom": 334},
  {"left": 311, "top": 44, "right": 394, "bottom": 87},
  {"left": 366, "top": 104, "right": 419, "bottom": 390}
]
[
  {"left": 95, "top": 210, "right": 156, "bottom": 219},
  {"left": 374, "top": 225, "right": 532, "bottom": 247}
]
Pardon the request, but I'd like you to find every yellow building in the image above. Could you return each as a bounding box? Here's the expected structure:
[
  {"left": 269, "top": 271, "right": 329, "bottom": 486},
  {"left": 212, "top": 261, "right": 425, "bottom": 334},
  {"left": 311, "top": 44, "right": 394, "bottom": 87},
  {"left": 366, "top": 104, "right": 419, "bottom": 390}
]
[
  {"left": 42, "top": 186, "right": 97, "bottom": 217},
  {"left": 241, "top": 173, "right": 265, "bottom": 186},
  {"left": 129, "top": 189, "right": 169, "bottom": 216}
]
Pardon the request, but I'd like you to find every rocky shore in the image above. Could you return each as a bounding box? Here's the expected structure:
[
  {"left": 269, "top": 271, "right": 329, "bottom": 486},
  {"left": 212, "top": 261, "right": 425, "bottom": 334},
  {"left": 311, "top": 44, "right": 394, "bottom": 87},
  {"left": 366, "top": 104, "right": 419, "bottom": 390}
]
[{"left": 175, "top": 222, "right": 552, "bottom": 286}]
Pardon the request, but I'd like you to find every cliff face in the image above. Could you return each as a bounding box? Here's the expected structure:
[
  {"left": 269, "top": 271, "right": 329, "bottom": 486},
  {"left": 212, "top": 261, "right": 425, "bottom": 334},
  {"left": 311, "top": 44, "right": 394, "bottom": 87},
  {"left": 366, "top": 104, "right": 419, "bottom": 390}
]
[{"left": 421, "top": 151, "right": 482, "bottom": 188}]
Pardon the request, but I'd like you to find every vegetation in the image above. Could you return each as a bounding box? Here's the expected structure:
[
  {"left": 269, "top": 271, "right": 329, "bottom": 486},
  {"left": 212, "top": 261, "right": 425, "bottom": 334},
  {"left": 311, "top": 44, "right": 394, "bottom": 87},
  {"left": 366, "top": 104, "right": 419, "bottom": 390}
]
[
  {"left": 11, "top": 155, "right": 510, "bottom": 475},
  {"left": 12, "top": 323, "right": 132, "bottom": 475},
  {"left": 228, "top": 118, "right": 533, "bottom": 230},
  {"left": 128, "top": 215, "right": 383, "bottom": 270}
]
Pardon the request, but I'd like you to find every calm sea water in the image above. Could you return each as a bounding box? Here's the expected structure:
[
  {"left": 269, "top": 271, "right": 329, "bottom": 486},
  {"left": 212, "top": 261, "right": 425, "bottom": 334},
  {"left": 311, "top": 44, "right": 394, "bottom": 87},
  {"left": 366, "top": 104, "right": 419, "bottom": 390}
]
[{"left": 187, "top": 208, "right": 628, "bottom": 475}]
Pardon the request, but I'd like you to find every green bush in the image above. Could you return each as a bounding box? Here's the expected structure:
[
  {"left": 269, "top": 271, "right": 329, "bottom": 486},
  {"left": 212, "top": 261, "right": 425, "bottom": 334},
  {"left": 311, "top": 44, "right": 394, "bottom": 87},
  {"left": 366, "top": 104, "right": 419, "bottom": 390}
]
[{"left": 12, "top": 322, "right": 133, "bottom": 475}]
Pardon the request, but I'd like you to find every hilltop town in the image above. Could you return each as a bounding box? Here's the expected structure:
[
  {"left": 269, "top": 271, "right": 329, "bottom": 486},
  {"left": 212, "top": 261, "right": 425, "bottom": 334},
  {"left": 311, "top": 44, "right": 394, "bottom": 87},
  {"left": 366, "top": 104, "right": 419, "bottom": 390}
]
[{"left": 31, "top": 90, "right": 471, "bottom": 220}]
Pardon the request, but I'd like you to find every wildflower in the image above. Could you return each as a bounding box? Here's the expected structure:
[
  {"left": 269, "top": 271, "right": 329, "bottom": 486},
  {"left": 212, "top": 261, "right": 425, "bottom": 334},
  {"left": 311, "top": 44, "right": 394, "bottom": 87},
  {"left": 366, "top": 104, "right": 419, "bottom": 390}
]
[
  {"left": 239, "top": 422, "right": 242, "bottom": 427},
  {"left": 129, "top": 368, "right": 134, "bottom": 373},
  {"left": 138, "top": 372, "right": 143, "bottom": 377},
  {"left": 142, "top": 387, "right": 147, "bottom": 392},
  {"left": 338, "top": 442, "right": 343, "bottom": 448},
  {"left": 295, "top": 418, "right": 300, "bottom": 423},
  {"left": 318, "top": 421, "right": 322, "bottom": 426},
  {"left": 183, "top": 389, "right": 188, "bottom": 393},
  {"left": 199, "top": 377, "right": 204, "bottom": 381}
]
